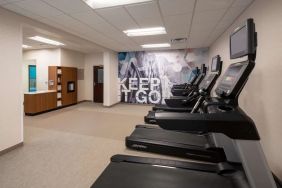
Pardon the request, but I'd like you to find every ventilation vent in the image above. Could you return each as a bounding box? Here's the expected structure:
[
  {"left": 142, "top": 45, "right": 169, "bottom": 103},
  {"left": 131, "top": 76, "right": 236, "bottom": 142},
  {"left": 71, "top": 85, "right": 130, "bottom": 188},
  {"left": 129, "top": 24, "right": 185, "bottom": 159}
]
[{"left": 171, "top": 38, "right": 188, "bottom": 44}]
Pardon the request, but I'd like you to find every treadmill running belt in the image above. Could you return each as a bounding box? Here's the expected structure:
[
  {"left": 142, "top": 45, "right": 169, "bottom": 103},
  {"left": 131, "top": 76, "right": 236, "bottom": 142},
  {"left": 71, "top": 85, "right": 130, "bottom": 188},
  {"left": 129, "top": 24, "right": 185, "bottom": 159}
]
[{"left": 91, "top": 155, "right": 249, "bottom": 188}]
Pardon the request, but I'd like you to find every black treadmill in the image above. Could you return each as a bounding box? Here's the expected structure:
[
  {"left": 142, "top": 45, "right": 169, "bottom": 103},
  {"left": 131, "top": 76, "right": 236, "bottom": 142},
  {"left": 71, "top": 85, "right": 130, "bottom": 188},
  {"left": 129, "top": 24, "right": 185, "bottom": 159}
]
[
  {"left": 144, "top": 55, "right": 222, "bottom": 124},
  {"left": 171, "top": 64, "right": 207, "bottom": 96},
  {"left": 127, "top": 57, "right": 253, "bottom": 162},
  {"left": 91, "top": 18, "right": 280, "bottom": 188},
  {"left": 171, "top": 67, "right": 199, "bottom": 90}
]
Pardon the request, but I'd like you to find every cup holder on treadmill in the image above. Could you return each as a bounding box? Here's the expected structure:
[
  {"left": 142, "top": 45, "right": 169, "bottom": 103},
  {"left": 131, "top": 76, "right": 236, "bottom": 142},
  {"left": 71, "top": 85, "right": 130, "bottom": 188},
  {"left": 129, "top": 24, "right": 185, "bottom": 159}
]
[{"left": 217, "top": 105, "right": 234, "bottom": 112}]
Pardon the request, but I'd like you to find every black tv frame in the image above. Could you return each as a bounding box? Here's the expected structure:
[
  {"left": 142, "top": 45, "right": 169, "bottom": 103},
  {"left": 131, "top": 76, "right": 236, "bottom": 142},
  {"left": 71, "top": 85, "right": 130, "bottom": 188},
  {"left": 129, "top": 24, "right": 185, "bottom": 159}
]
[{"left": 230, "top": 18, "right": 257, "bottom": 60}]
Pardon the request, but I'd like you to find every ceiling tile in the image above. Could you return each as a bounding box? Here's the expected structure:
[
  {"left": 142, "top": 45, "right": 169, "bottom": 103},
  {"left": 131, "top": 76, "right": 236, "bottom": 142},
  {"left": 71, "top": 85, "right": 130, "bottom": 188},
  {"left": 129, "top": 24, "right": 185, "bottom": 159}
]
[
  {"left": 232, "top": 0, "right": 254, "bottom": 7},
  {"left": 159, "top": 0, "right": 195, "bottom": 16},
  {"left": 13, "top": 0, "right": 63, "bottom": 18},
  {"left": 131, "top": 34, "right": 170, "bottom": 44},
  {"left": 0, "top": 0, "right": 24, "bottom": 5},
  {"left": 126, "top": 1, "right": 163, "bottom": 27},
  {"left": 190, "top": 21, "right": 216, "bottom": 34},
  {"left": 96, "top": 7, "right": 139, "bottom": 30},
  {"left": 221, "top": 5, "right": 246, "bottom": 23},
  {"left": 193, "top": 9, "right": 226, "bottom": 24},
  {"left": 164, "top": 13, "right": 192, "bottom": 38},
  {"left": 126, "top": 1, "right": 161, "bottom": 20},
  {"left": 3, "top": 3, "right": 44, "bottom": 20},
  {"left": 48, "top": 14, "right": 95, "bottom": 35},
  {"left": 196, "top": 0, "right": 233, "bottom": 12},
  {"left": 134, "top": 16, "right": 164, "bottom": 27},
  {"left": 42, "top": 0, "right": 92, "bottom": 14},
  {"left": 71, "top": 11, "right": 121, "bottom": 34},
  {"left": 0, "top": 0, "right": 7, "bottom": 5}
]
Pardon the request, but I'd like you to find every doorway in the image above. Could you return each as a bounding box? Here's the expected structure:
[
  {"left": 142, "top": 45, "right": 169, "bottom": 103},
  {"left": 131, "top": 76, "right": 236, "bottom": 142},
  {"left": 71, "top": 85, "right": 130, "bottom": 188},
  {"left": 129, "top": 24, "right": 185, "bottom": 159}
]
[
  {"left": 93, "top": 66, "right": 104, "bottom": 103},
  {"left": 28, "top": 65, "right": 37, "bottom": 92}
]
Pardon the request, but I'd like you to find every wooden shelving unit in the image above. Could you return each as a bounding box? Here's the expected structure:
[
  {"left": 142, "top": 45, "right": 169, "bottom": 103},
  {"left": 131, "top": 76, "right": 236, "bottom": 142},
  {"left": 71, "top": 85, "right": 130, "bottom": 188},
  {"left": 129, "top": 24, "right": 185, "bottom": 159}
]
[{"left": 48, "top": 66, "right": 77, "bottom": 108}]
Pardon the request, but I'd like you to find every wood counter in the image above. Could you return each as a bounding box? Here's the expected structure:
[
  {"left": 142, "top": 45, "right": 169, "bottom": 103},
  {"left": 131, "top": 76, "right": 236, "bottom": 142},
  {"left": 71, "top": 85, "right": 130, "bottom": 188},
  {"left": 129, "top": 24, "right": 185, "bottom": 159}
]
[{"left": 24, "top": 91, "right": 57, "bottom": 115}]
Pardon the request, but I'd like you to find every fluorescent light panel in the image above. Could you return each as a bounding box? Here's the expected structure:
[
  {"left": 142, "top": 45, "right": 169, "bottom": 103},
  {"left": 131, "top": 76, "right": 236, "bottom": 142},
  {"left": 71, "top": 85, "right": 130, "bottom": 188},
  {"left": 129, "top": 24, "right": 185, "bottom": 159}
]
[
  {"left": 83, "top": 0, "right": 152, "bottom": 9},
  {"left": 29, "top": 36, "right": 64, "bottom": 46},
  {"left": 141, "top": 43, "right": 171, "bottom": 48},
  {"left": 22, "top": 44, "right": 31, "bottom": 49},
  {"left": 124, "top": 27, "right": 166, "bottom": 37}
]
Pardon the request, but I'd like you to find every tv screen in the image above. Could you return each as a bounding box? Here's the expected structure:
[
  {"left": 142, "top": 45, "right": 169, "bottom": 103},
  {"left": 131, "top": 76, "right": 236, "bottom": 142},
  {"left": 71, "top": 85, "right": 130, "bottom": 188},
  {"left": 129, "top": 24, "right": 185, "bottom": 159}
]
[
  {"left": 230, "top": 26, "right": 248, "bottom": 58},
  {"left": 230, "top": 18, "right": 256, "bottom": 59}
]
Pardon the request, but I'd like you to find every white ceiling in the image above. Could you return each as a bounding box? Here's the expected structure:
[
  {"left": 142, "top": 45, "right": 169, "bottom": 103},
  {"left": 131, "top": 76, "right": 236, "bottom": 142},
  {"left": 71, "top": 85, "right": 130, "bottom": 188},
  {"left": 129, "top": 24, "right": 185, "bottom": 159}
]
[
  {"left": 0, "top": 0, "right": 254, "bottom": 52},
  {"left": 22, "top": 25, "right": 106, "bottom": 53}
]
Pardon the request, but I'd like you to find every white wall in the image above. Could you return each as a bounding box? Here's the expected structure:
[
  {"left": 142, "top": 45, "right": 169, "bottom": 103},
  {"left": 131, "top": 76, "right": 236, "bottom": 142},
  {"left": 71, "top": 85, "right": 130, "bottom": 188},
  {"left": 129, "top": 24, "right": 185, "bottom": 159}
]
[
  {"left": 208, "top": 0, "right": 282, "bottom": 178},
  {"left": 61, "top": 49, "right": 85, "bottom": 102},
  {"left": 0, "top": 8, "right": 23, "bottom": 152},
  {"left": 84, "top": 53, "right": 103, "bottom": 101},
  {"left": 103, "top": 51, "right": 120, "bottom": 106},
  {"left": 23, "top": 49, "right": 61, "bottom": 91},
  {"left": 23, "top": 48, "right": 86, "bottom": 101}
]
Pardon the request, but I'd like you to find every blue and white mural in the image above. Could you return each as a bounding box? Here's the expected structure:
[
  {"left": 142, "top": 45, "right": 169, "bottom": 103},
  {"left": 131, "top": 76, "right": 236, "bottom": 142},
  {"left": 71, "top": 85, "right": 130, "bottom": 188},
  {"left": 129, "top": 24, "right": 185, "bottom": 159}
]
[{"left": 118, "top": 48, "right": 209, "bottom": 104}]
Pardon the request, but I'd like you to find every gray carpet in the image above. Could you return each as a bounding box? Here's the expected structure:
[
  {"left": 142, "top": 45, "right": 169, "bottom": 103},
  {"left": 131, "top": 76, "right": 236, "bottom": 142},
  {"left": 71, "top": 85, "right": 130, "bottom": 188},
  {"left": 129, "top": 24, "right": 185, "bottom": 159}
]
[{"left": 0, "top": 102, "right": 186, "bottom": 188}]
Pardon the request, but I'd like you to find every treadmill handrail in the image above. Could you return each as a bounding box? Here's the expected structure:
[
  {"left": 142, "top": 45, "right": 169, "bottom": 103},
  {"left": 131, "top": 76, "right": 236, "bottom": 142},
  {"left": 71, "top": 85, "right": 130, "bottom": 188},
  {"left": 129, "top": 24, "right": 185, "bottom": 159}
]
[{"left": 155, "top": 108, "right": 260, "bottom": 140}]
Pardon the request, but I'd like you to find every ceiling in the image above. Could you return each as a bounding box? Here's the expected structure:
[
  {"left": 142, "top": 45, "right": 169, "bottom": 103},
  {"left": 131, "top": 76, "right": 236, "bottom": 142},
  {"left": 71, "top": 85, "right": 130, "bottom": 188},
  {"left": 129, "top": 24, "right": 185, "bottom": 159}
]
[
  {"left": 22, "top": 25, "right": 107, "bottom": 53},
  {"left": 1, "top": 0, "right": 254, "bottom": 52}
]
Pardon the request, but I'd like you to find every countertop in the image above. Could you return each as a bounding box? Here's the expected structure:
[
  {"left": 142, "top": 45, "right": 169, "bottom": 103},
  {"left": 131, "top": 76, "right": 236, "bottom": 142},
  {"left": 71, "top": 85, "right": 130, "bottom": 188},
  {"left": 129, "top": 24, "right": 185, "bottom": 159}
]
[{"left": 24, "top": 90, "right": 57, "bottom": 95}]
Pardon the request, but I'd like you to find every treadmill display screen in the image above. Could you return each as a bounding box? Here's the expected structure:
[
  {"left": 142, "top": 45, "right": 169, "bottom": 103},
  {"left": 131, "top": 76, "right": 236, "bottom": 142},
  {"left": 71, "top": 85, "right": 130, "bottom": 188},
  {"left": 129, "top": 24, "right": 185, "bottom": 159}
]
[
  {"left": 230, "top": 26, "right": 248, "bottom": 58},
  {"left": 222, "top": 64, "right": 243, "bottom": 86},
  {"left": 211, "top": 58, "right": 218, "bottom": 72}
]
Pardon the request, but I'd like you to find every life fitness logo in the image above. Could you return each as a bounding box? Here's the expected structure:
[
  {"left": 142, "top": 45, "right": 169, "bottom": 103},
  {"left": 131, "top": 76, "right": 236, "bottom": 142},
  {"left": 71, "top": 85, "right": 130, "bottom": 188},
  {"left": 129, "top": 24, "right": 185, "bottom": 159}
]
[{"left": 119, "top": 78, "right": 161, "bottom": 104}]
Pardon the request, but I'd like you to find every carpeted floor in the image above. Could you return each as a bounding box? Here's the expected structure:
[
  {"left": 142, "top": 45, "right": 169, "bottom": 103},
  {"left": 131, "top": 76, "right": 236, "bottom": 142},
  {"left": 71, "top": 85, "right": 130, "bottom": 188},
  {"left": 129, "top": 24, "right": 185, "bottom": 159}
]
[{"left": 0, "top": 102, "right": 185, "bottom": 188}]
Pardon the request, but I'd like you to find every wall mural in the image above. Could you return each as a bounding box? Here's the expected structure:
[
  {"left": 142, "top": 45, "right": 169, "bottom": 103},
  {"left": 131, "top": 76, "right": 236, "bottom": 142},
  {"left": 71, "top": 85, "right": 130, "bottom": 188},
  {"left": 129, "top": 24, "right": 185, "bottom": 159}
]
[{"left": 118, "top": 48, "right": 209, "bottom": 104}]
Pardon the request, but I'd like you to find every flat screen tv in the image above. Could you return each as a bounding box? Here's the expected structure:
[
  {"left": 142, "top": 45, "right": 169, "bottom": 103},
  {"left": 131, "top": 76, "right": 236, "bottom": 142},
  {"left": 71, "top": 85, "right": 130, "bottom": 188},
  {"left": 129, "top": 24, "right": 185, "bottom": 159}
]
[{"left": 230, "top": 18, "right": 257, "bottom": 59}]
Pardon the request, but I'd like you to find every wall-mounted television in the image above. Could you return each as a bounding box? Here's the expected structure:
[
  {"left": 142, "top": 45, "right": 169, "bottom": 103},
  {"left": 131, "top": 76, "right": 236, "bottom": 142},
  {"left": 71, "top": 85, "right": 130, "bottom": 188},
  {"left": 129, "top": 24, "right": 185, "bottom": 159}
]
[{"left": 230, "top": 18, "right": 257, "bottom": 60}]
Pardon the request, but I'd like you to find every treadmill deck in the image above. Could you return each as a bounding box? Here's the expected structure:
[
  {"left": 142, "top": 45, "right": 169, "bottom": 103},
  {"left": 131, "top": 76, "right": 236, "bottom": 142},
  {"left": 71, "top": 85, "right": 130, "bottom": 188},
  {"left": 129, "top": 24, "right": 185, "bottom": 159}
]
[{"left": 126, "top": 125, "right": 226, "bottom": 162}]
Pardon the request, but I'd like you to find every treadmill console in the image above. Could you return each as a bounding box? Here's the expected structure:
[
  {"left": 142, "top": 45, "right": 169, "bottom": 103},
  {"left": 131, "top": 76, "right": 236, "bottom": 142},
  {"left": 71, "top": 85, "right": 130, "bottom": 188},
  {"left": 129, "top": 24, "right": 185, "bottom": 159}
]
[
  {"left": 215, "top": 61, "right": 254, "bottom": 99},
  {"left": 199, "top": 74, "right": 217, "bottom": 91},
  {"left": 210, "top": 55, "right": 222, "bottom": 73},
  {"left": 215, "top": 18, "right": 257, "bottom": 99}
]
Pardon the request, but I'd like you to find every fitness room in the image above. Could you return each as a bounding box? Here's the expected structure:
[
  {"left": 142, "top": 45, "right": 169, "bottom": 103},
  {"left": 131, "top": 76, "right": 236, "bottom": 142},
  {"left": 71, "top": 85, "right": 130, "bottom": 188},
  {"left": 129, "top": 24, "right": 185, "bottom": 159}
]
[{"left": 0, "top": 0, "right": 282, "bottom": 187}]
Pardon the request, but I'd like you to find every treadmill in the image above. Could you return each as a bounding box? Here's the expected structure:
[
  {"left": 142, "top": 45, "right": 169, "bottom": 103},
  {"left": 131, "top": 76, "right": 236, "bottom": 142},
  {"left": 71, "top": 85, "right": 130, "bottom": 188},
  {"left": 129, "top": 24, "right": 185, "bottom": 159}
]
[
  {"left": 144, "top": 55, "right": 222, "bottom": 124},
  {"left": 127, "top": 56, "right": 251, "bottom": 162},
  {"left": 91, "top": 19, "right": 280, "bottom": 188},
  {"left": 171, "top": 64, "right": 207, "bottom": 96},
  {"left": 171, "top": 67, "right": 199, "bottom": 90}
]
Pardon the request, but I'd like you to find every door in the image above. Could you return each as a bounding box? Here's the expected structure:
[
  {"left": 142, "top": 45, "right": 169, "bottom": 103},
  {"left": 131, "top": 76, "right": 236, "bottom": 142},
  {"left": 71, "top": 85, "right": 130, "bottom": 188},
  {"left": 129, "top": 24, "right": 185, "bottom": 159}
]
[{"left": 93, "top": 66, "right": 104, "bottom": 103}]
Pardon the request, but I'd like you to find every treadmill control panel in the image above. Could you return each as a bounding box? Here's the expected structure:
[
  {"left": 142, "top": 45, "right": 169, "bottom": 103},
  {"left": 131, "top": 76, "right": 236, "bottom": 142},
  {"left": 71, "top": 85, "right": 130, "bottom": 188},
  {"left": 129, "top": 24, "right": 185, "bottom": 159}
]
[
  {"left": 199, "top": 74, "right": 217, "bottom": 91},
  {"left": 215, "top": 60, "right": 254, "bottom": 99}
]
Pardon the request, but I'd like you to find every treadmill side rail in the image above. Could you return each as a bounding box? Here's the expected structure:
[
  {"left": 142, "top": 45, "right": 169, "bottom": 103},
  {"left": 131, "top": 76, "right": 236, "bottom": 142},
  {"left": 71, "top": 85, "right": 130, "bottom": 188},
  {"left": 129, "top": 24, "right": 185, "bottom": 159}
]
[{"left": 155, "top": 108, "right": 260, "bottom": 140}]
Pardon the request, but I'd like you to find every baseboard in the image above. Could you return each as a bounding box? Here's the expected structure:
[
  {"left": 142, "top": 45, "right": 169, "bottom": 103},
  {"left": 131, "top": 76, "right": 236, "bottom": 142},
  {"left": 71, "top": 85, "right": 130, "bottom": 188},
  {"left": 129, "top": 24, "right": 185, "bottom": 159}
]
[
  {"left": 0, "top": 142, "right": 24, "bottom": 156},
  {"left": 78, "top": 100, "right": 92, "bottom": 103},
  {"left": 103, "top": 102, "right": 120, "bottom": 107},
  {"left": 25, "top": 103, "right": 78, "bottom": 116}
]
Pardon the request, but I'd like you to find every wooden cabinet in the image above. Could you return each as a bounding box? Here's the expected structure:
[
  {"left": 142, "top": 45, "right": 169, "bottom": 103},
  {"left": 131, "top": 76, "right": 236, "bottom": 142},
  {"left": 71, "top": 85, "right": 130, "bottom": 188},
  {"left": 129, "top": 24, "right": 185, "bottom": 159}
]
[
  {"left": 61, "top": 67, "right": 77, "bottom": 106},
  {"left": 48, "top": 66, "right": 77, "bottom": 107},
  {"left": 24, "top": 92, "right": 57, "bottom": 115}
]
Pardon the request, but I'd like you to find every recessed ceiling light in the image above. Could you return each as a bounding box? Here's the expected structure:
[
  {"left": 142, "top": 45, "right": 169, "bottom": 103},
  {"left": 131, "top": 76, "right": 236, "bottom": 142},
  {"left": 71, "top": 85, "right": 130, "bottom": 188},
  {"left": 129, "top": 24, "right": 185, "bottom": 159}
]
[
  {"left": 29, "top": 36, "right": 64, "bottom": 46},
  {"left": 141, "top": 43, "right": 171, "bottom": 48},
  {"left": 22, "top": 44, "right": 32, "bottom": 49},
  {"left": 83, "top": 0, "right": 152, "bottom": 9},
  {"left": 124, "top": 27, "right": 167, "bottom": 37}
]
